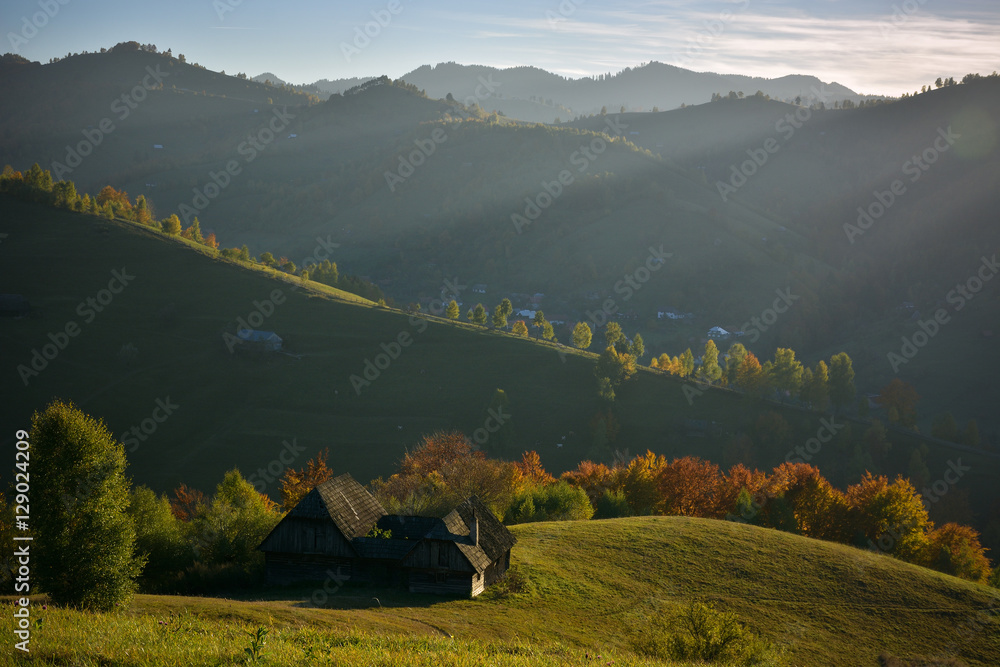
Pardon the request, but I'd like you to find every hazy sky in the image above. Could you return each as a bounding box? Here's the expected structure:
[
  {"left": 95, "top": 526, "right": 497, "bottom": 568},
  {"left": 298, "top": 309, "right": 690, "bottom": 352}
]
[{"left": 3, "top": 0, "right": 998, "bottom": 95}]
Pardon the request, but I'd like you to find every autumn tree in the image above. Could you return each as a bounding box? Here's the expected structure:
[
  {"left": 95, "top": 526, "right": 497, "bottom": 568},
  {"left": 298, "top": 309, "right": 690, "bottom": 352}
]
[
  {"left": 572, "top": 321, "right": 593, "bottom": 349},
  {"left": 542, "top": 321, "right": 556, "bottom": 341},
  {"left": 279, "top": 448, "right": 334, "bottom": 510},
  {"left": 515, "top": 450, "right": 555, "bottom": 488},
  {"left": 170, "top": 483, "right": 207, "bottom": 521},
  {"left": 877, "top": 378, "right": 920, "bottom": 427},
  {"left": 512, "top": 320, "right": 529, "bottom": 336},
  {"left": 923, "top": 523, "right": 992, "bottom": 583},
  {"left": 736, "top": 352, "right": 766, "bottom": 396},
  {"left": 629, "top": 333, "right": 645, "bottom": 359},
  {"left": 678, "top": 348, "right": 695, "bottom": 378},
  {"left": 162, "top": 214, "right": 182, "bottom": 235},
  {"left": 931, "top": 412, "right": 959, "bottom": 442},
  {"left": 846, "top": 473, "right": 930, "bottom": 561},
  {"left": 657, "top": 457, "right": 723, "bottom": 517}
]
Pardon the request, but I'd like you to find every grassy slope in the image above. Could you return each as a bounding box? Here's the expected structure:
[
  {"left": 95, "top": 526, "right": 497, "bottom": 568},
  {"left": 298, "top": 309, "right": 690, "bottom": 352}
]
[{"left": 4, "top": 517, "right": 999, "bottom": 666}]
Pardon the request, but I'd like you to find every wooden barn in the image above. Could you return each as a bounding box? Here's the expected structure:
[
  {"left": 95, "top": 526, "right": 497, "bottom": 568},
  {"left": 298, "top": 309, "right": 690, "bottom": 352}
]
[{"left": 258, "top": 473, "right": 516, "bottom": 597}]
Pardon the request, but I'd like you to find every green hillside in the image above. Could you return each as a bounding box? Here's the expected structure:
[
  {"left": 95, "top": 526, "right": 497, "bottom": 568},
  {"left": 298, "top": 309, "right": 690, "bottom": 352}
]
[
  {"left": 3, "top": 516, "right": 998, "bottom": 665},
  {"left": 3, "top": 196, "right": 1000, "bottom": 553}
]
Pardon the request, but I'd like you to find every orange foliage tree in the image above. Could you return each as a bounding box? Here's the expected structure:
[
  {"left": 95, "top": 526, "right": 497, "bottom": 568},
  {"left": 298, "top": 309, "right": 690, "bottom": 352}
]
[
  {"left": 656, "top": 457, "right": 723, "bottom": 517},
  {"left": 845, "top": 473, "right": 931, "bottom": 561},
  {"left": 169, "top": 483, "right": 206, "bottom": 521},
  {"left": 279, "top": 447, "right": 334, "bottom": 511},
  {"left": 515, "top": 450, "right": 555, "bottom": 489}
]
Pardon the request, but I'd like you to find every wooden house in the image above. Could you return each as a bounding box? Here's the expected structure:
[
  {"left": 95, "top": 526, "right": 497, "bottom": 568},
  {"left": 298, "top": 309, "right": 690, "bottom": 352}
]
[{"left": 258, "top": 474, "right": 516, "bottom": 597}]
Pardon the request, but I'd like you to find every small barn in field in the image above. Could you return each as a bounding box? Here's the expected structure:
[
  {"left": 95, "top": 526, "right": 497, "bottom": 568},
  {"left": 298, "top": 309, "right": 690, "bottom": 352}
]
[{"left": 258, "top": 473, "right": 516, "bottom": 597}]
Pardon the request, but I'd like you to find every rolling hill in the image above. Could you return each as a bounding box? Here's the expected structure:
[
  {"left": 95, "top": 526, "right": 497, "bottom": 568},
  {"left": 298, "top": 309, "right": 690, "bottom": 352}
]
[{"left": 3, "top": 516, "right": 999, "bottom": 665}]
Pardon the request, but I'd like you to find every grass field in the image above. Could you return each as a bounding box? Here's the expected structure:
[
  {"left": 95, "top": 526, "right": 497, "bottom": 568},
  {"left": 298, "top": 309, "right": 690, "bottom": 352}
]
[{"left": 3, "top": 516, "right": 999, "bottom": 665}]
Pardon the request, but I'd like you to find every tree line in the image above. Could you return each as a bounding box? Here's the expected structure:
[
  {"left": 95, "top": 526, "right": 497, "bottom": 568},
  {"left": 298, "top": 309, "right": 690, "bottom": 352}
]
[{"left": 0, "top": 164, "right": 385, "bottom": 303}]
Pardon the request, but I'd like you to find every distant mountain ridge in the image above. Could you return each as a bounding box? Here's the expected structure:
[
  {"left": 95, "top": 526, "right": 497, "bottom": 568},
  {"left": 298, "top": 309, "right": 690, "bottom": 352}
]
[{"left": 310, "top": 61, "right": 881, "bottom": 123}]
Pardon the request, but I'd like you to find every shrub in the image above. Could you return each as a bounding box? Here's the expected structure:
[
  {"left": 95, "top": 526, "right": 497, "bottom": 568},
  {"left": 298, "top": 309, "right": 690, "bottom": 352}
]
[
  {"left": 632, "top": 601, "right": 782, "bottom": 665},
  {"left": 504, "top": 481, "right": 594, "bottom": 524},
  {"left": 594, "top": 489, "right": 631, "bottom": 519}
]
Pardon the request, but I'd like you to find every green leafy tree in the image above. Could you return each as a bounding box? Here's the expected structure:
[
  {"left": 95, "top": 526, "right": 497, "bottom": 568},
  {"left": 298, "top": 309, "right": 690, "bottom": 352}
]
[
  {"left": 472, "top": 303, "right": 488, "bottom": 326},
  {"left": 679, "top": 348, "right": 695, "bottom": 378},
  {"left": 629, "top": 333, "right": 645, "bottom": 359},
  {"left": 533, "top": 311, "right": 546, "bottom": 329},
  {"left": 605, "top": 322, "right": 625, "bottom": 350},
  {"left": 697, "top": 339, "right": 723, "bottom": 384},
  {"left": 572, "top": 322, "right": 593, "bottom": 349},
  {"left": 770, "top": 348, "right": 804, "bottom": 401},
  {"left": 542, "top": 321, "right": 556, "bottom": 341},
  {"left": 492, "top": 298, "right": 513, "bottom": 329},
  {"left": 31, "top": 400, "right": 143, "bottom": 610},
  {"left": 52, "top": 180, "right": 77, "bottom": 208},
  {"left": 445, "top": 300, "right": 460, "bottom": 319},
  {"left": 828, "top": 352, "right": 856, "bottom": 413},
  {"left": 931, "top": 412, "right": 959, "bottom": 442},
  {"left": 128, "top": 487, "right": 191, "bottom": 591},
  {"left": 800, "top": 361, "right": 830, "bottom": 411},
  {"left": 724, "top": 343, "right": 748, "bottom": 386}
]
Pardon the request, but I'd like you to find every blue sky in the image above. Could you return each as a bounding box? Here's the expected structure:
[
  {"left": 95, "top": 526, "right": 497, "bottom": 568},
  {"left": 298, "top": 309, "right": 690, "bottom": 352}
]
[{"left": 3, "top": 0, "right": 999, "bottom": 95}]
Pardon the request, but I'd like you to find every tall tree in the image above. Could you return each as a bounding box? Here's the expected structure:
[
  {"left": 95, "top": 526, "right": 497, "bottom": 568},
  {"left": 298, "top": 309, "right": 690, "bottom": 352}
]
[
  {"left": 629, "top": 333, "right": 645, "bottom": 360},
  {"left": 162, "top": 214, "right": 182, "bottom": 235},
  {"left": 800, "top": 361, "right": 830, "bottom": 411},
  {"left": 31, "top": 400, "right": 143, "bottom": 610},
  {"left": 724, "top": 343, "right": 748, "bottom": 386},
  {"left": 604, "top": 322, "right": 625, "bottom": 350},
  {"left": 697, "top": 339, "right": 723, "bottom": 384},
  {"left": 828, "top": 352, "right": 856, "bottom": 412},
  {"left": 679, "top": 348, "right": 695, "bottom": 378},
  {"left": 770, "top": 348, "right": 804, "bottom": 400},
  {"left": 736, "top": 352, "right": 766, "bottom": 396},
  {"left": 472, "top": 303, "right": 487, "bottom": 326},
  {"left": 572, "top": 322, "right": 593, "bottom": 349},
  {"left": 445, "top": 299, "right": 460, "bottom": 319}
]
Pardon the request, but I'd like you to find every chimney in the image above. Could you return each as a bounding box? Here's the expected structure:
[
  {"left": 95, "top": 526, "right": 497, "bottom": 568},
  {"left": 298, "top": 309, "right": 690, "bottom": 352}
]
[{"left": 470, "top": 511, "right": 479, "bottom": 547}]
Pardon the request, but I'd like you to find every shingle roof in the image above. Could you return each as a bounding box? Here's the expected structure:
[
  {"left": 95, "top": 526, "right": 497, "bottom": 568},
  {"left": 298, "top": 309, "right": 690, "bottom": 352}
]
[
  {"left": 314, "top": 473, "right": 387, "bottom": 539},
  {"left": 439, "top": 496, "right": 517, "bottom": 573}
]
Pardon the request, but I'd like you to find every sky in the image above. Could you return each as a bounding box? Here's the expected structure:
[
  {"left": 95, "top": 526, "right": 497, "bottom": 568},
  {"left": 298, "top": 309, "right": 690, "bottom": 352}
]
[{"left": 3, "top": 0, "right": 999, "bottom": 96}]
